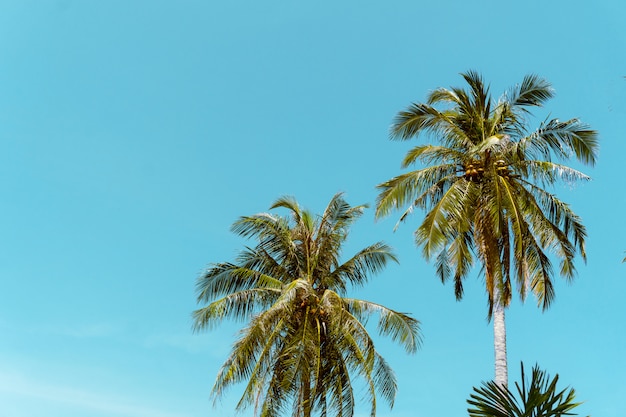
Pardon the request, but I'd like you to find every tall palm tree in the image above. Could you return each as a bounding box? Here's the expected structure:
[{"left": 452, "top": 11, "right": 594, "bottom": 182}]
[
  {"left": 376, "top": 71, "right": 598, "bottom": 387},
  {"left": 467, "top": 363, "right": 585, "bottom": 417},
  {"left": 194, "top": 193, "right": 421, "bottom": 417}
]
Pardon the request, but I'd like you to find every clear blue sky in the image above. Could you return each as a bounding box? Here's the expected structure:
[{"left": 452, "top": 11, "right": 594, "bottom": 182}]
[{"left": 1, "top": 1, "right": 625, "bottom": 416}]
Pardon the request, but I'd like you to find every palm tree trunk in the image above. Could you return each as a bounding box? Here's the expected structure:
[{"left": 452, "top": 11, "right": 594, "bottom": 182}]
[
  {"left": 492, "top": 284, "right": 508, "bottom": 388},
  {"left": 302, "top": 373, "right": 312, "bottom": 417}
]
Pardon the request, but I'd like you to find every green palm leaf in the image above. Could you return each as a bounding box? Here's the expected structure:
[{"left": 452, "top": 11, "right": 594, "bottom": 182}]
[{"left": 468, "top": 363, "right": 585, "bottom": 417}]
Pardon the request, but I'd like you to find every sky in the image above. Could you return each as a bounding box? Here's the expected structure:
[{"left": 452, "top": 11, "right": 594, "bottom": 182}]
[{"left": 1, "top": 1, "right": 625, "bottom": 416}]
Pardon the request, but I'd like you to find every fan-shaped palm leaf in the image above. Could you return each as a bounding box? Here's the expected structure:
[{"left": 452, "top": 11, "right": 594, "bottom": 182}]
[{"left": 467, "top": 363, "right": 584, "bottom": 417}]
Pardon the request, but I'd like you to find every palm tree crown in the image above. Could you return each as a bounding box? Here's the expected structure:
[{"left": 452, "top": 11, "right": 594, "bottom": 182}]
[
  {"left": 376, "top": 71, "right": 598, "bottom": 385},
  {"left": 195, "top": 193, "right": 421, "bottom": 417}
]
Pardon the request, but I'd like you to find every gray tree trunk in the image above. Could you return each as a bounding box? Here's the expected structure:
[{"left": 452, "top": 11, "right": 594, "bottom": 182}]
[{"left": 492, "top": 284, "right": 508, "bottom": 388}]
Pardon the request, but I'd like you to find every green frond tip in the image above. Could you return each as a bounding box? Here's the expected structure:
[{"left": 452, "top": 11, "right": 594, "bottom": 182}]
[
  {"left": 468, "top": 362, "right": 585, "bottom": 417},
  {"left": 195, "top": 193, "right": 422, "bottom": 417}
]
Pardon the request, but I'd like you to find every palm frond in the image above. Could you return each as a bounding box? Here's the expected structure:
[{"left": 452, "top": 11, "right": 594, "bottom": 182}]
[
  {"left": 508, "top": 74, "right": 554, "bottom": 109},
  {"left": 343, "top": 298, "right": 421, "bottom": 353},
  {"left": 524, "top": 118, "right": 599, "bottom": 166},
  {"left": 516, "top": 160, "right": 590, "bottom": 187},
  {"left": 375, "top": 164, "right": 458, "bottom": 220},
  {"left": 521, "top": 182, "right": 586, "bottom": 263},
  {"left": 468, "top": 363, "right": 583, "bottom": 417},
  {"left": 195, "top": 260, "right": 283, "bottom": 303},
  {"left": 391, "top": 102, "right": 472, "bottom": 149},
  {"left": 270, "top": 195, "right": 302, "bottom": 222},
  {"left": 462, "top": 70, "right": 490, "bottom": 121},
  {"left": 193, "top": 288, "right": 281, "bottom": 330},
  {"left": 427, "top": 87, "right": 460, "bottom": 105},
  {"left": 415, "top": 179, "right": 472, "bottom": 259},
  {"left": 328, "top": 242, "right": 398, "bottom": 291},
  {"left": 401, "top": 144, "right": 465, "bottom": 168}
]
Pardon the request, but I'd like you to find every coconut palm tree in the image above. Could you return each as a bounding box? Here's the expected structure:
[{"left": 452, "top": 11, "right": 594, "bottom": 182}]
[
  {"left": 194, "top": 193, "right": 421, "bottom": 417},
  {"left": 467, "top": 363, "right": 585, "bottom": 417},
  {"left": 376, "top": 71, "right": 598, "bottom": 387}
]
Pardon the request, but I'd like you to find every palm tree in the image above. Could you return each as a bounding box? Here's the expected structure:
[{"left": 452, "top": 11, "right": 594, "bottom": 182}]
[
  {"left": 376, "top": 71, "right": 598, "bottom": 387},
  {"left": 467, "top": 363, "right": 585, "bottom": 417},
  {"left": 194, "top": 193, "right": 421, "bottom": 417}
]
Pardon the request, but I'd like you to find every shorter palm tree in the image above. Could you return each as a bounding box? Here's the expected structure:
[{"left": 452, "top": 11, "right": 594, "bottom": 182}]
[
  {"left": 194, "top": 193, "right": 421, "bottom": 417},
  {"left": 468, "top": 363, "right": 585, "bottom": 417}
]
